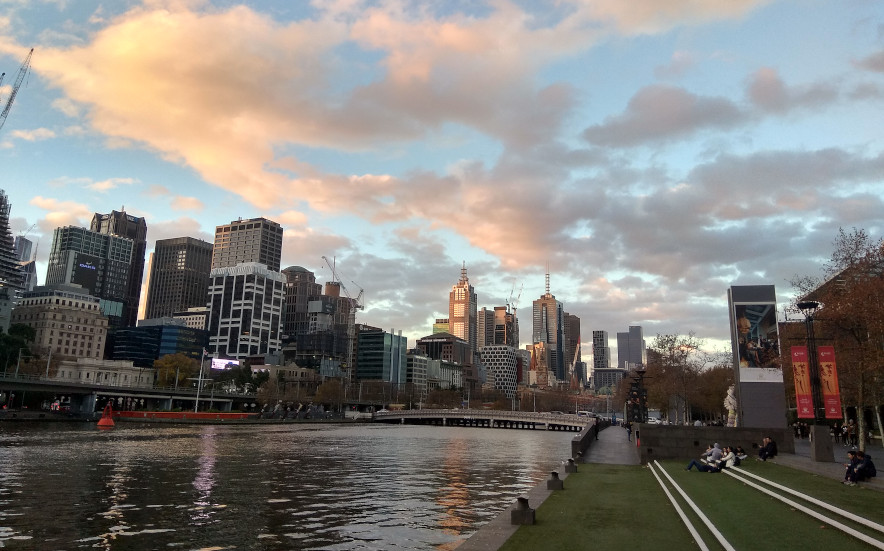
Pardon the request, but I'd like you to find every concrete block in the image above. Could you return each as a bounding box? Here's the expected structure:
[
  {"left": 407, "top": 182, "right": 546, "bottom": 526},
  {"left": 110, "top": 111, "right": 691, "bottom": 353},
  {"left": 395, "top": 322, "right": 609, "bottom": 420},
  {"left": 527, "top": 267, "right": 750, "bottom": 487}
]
[
  {"left": 547, "top": 471, "right": 564, "bottom": 490},
  {"left": 564, "top": 459, "right": 578, "bottom": 473},
  {"left": 510, "top": 496, "right": 535, "bottom": 525}
]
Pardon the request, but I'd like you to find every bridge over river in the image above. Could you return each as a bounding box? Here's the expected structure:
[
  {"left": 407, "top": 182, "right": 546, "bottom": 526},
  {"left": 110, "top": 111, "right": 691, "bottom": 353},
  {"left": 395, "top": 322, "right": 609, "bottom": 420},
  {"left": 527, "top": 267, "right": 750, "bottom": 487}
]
[{"left": 373, "top": 409, "right": 591, "bottom": 431}]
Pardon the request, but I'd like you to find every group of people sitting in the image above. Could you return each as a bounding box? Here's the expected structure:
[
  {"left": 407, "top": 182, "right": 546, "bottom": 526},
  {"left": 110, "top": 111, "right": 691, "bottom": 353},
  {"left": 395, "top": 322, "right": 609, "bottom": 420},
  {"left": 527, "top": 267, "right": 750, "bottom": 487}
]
[
  {"left": 843, "top": 450, "right": 877, "bottom": 486},
  {"left": 685, "top": 443, "right": 749, "bottom": 472}
]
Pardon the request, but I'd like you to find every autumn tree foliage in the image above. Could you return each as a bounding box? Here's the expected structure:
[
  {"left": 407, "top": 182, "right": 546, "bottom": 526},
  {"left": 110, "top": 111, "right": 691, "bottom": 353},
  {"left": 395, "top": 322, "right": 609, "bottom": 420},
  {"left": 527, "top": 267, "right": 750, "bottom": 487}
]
[
  {"left": 153, "top": 353, "right": 199, "bottom": 388},
  {"left": 642, "top": 333, "right": 732, "bottom": 424},
  {"left": 791, "top": 227, "right": 884, "bottom": 451}
]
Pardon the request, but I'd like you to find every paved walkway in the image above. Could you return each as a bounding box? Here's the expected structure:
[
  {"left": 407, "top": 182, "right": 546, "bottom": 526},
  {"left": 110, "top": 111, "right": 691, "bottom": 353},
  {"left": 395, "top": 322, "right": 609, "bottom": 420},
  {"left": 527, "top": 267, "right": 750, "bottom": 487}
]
[
  {"left": 772, "top": 438, "right": 883, "bottom": 490},
  {"left": 458, "top": 429, "right": 882, "bottom": 550}
]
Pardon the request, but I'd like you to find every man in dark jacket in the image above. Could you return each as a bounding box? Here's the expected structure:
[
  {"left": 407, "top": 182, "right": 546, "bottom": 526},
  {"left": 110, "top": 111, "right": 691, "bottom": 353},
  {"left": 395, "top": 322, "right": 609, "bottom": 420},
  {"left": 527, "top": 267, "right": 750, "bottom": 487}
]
[{"left": 758, "top": 436, "right": 778, "bottom": 461}]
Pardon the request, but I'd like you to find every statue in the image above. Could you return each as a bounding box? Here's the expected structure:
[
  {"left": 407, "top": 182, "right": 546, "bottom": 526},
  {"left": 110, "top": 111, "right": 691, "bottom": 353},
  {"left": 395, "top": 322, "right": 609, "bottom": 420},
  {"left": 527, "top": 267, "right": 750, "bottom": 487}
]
[{"left": 724, "top": 385, "right": 737, "bottom": 427}]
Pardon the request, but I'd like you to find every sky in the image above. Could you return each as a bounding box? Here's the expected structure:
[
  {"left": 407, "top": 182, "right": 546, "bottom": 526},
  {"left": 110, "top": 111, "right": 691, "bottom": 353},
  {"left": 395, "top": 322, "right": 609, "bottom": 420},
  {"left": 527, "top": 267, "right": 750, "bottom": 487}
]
[{"left": 0, "top": 0, "right": 882, "bottom": 362}]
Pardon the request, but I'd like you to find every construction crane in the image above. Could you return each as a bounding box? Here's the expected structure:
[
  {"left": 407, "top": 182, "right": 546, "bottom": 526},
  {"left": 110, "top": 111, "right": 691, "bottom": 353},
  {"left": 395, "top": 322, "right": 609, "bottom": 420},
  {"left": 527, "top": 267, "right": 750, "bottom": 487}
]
[
  {"left": 0, "top": 48, "right": 34, "bottom": 133},
  {"left": 321, "top": 256, "right": 364, "bottom": 380}
]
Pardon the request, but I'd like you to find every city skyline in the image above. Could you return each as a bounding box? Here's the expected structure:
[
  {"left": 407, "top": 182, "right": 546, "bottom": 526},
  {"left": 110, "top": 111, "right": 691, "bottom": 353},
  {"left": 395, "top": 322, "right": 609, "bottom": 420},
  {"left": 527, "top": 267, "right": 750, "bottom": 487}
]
[{"left": 1, "top": 2, "right": 882, "bottom": 355}]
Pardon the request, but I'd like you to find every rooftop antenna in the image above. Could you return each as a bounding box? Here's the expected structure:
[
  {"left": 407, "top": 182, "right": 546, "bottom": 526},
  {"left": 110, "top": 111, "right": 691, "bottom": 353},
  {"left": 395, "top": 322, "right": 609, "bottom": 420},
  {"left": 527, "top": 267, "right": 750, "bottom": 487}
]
[{"left": 545, "top": 262, "right": 550, "bottom": 295}]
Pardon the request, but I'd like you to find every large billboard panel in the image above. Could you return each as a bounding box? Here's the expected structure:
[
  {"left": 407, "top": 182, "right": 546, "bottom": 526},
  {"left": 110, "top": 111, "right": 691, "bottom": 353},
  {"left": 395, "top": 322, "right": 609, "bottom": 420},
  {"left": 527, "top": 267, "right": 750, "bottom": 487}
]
[
  {"left": 71, "top": 253, "right": 100, "bottom": 294},
  {"left": 730, "top": 295, "right": 781, "bottom": 383},
  {"left": 790, "top": 346, "right": 814, "bottom": 418},
  {"left": 817, "top": 345, "right": 843, "bottom": 419}
]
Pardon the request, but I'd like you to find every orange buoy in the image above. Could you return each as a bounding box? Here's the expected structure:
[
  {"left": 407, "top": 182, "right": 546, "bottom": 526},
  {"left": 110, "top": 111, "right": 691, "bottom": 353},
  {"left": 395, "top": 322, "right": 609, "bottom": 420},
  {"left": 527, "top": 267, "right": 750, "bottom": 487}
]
[{"left": 97, "top": 402, "right": 115, "bottom": 429}]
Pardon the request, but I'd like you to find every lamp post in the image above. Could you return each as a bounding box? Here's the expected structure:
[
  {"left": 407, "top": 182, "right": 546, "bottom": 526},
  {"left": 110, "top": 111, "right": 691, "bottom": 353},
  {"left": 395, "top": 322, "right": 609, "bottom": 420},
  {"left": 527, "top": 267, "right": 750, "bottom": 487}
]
[
  {"left": 796, "top": 301, "right": 823, "bottom": 423},
  {"left": 796, "top": 300, "right": 835, "bottom": 462}
]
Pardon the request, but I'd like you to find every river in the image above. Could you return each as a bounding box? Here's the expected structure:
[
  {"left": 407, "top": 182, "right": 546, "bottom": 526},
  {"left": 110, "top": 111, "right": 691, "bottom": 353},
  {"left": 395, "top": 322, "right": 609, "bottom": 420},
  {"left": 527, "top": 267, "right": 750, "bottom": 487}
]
[{"left": 0, "top": 422, "right": 574, "bottom": 550}]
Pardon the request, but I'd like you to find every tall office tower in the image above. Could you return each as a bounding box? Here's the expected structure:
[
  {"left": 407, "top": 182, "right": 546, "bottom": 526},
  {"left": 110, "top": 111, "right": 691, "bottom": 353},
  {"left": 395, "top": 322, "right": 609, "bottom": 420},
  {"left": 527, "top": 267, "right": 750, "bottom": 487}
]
[
  {"left": 432, "top": 318, "right": 449, "bottom": 334},
  {"left": 617, "top": 325, "right": 646, "bottom": 369},
  {"left": 532, "top": 272, "right": 565, "bottom": 382},
  {"left": 356, "top": 328, "right": 407, "bottom": 383},
  {"left": 13, "top": 235, "right": 32, "bottom": 261},
  {"left": 448, "top": 264, "right": 477, "bottom": 354},
  {"left": 45, "top": 226, "right": 133, "bottom": 328},
  {"left": 281, "top": 266, "right": 322, "bottom": 338},
  {"left": 480, "top": 345, "right": 517, "bottom": 398},
  {"left": 91, "top": 210, "right": 147, "bottom": 327},
  {"left": 13, "top": 235, "right": 36, "bottom": 291},
  {"left": 592, "top": 330, "right": 611, "bottom": 372},
  {"left": 207, "top": 262, "right": 284, "bottom": 361},
  {"left": 563, "top": 312, "right": 581, "bottom": 385},
  {"left": 211, "top": 217, "right": 283, "bottom": 272},
  {"left": 144, "top": 237, "right": 213, "bottom": 320},
  {"left": 0, "top": 191, "right": 22, "bottom": 291},
  {"left": 478, "top": 306, "right": 517, "bottom": 347}
]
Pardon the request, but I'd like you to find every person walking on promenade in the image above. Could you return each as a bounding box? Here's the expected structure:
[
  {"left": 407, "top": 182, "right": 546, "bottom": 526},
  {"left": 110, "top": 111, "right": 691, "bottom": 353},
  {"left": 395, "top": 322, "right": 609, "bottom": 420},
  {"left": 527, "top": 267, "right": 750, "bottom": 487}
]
[
  {"left": 847, "top": 419, "right": 858, "bottom": 448},
  {"left": 593, "top": 419, "right": 600, "bottom": 440}
]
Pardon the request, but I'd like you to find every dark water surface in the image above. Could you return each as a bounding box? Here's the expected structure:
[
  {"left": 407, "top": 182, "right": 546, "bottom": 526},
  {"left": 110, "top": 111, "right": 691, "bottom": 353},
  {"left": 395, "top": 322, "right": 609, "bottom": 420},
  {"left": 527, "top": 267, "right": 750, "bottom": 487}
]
[{"left": 0, "top": 422, "right": 573, "bottom": 550}]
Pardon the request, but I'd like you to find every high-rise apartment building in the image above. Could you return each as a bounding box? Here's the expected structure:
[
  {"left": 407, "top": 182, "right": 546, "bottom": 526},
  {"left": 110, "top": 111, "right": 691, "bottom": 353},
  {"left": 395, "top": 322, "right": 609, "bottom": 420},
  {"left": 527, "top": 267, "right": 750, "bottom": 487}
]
[
  {"left": 211, "top": 217, "right": 283, "bottom": 272},
  {"left": 281, "top": 266, "right": 322, "bottom": 339},
  {"left": 207, "top": 262, "right": 284, "bottom": 361},
  {"left": 0, "top": 190, "right": 23, "bottom": 291},
  {"left": 532, "top": 273, "right": 565, "bottom": 382},
  {"left": 91, "top": 210, "right": 147, "bottom": 327},
  {"left": 592, "top": 330, "right": 611, "bottom": 372},
  {"left": 144, "top": 237, "right": 213, "bottom": 320},
  {"left": 617, "top": 325, "right": 646, "bottom": 369},
  {"left": 45, "top": 226, "right": 133, "bottom": 328},
  {"left": 448, "top": 264, "right": 477, "bottom": 354},
  {"left": 480, "top": 344, "right": 517, "bottom": 398}
]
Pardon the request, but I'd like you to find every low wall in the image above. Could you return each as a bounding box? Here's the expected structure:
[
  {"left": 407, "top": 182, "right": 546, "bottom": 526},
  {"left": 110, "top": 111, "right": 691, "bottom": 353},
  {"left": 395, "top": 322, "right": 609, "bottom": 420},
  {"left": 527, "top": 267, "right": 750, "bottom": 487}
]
[
  {"left": 636, "top": 424, "right": 795, "bottom": 465},
  {"left": 571, "top": 419, "right": 608, "bottom": 459}
]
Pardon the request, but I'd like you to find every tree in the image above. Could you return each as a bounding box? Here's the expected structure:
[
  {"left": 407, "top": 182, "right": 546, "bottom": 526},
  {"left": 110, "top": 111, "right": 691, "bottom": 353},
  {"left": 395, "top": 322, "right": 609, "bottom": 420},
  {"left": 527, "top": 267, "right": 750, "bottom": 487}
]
[
  {"left": 791, "top": 227, "right": 884, "bottom": 451},
  {"left": 314, "top": 378, "right": 343, "bottom": 411},
  {"left": 154, "top": 353, "right": 200, "bottom": 388},
  {"left": 644, "top": 333, "right": 714, "bottom": 424}
]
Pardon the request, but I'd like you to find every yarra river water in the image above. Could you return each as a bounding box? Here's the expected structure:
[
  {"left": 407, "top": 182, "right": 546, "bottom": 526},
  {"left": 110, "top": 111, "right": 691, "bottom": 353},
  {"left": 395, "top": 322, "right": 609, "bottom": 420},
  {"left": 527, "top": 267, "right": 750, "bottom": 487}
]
[{"left": 0, "top": 422, "right": 575, "bottom": 550}]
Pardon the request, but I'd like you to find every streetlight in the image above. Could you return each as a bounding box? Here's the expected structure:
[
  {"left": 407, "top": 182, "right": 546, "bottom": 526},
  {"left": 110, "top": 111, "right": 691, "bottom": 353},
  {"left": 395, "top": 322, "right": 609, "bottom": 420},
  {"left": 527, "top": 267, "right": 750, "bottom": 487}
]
[
  {"left": 14, "top": 348, "right": 28, "bottom": 378},
  {"left": 796, "top": 300, "right": 823, "bottom": 423}
]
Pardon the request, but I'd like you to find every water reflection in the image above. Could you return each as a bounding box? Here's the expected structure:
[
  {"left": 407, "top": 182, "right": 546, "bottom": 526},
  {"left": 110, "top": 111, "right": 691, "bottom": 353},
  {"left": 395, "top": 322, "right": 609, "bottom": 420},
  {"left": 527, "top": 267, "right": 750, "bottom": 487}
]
[{"left": 0, "top": 423, "right": 571, "bottom": 550}]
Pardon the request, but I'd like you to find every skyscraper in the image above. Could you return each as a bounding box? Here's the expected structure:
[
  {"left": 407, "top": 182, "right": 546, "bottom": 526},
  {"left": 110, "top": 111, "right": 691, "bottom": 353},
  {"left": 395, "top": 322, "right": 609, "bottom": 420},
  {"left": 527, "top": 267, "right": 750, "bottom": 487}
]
[
  {"left": 563, "top": 312, "right": 582, "bottom": 386},
  {"left": 617, "top": 325, "right": 646, "bottom": 369},
  {"left": 207, "top": 262, "right": 284, "bottom": 360},
  {"left": 592, "top": 330, "right": 611, "bottom": 372},
  {"left": 91, "top": 210, "right": 147, "bottom": 327},
  {"left": 0, "top": 190, "right": 23, "bottom": 291},
  {"left": 281, "top": 265, "right": 323, "bottom": 339},
  {"left": 478, "top": 306, "right": 518, "bottom": 348},
  {"left": 211, "top": 217, "right": 284, "bottom": 272},
  {"left": 532, "top": 272, "right": 565, "bottom": 382},
  {"left": 45, "top": 226, "right": 133, "bottom": 328},
  {"left": 448, "top": 264, "right": 477, "bottom": 355},
  {"left": 143, "top": 237, "right": 213, "bottom": 320}
]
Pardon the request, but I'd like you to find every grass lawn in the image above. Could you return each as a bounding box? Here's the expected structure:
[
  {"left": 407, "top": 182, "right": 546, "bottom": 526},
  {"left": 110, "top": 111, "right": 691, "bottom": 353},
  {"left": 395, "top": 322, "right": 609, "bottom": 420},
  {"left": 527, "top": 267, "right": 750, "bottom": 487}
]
[{"left": 499, "top": 461, "right": 884, "bottom": 551}]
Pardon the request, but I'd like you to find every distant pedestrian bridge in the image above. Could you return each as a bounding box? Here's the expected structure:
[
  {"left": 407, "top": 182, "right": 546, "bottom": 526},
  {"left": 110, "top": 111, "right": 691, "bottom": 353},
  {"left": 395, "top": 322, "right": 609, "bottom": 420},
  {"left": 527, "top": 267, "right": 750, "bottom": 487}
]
[{"left": 373, "top": 409, "right": 590, "bottom": 431}]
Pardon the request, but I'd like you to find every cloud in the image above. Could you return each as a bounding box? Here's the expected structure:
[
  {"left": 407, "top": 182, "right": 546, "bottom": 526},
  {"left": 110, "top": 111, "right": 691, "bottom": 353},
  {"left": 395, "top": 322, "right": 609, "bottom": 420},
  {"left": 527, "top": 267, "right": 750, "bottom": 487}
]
[
  {"left": 276, "top": 210, "right": 309, "bottom": 228},
  {"left": 28, "top": 195, "right": 94, "bottom": 232},
  {"left": 855, "top": 49, "right": 884, "bottom": 73},
  {"left": 147, "top": 216, "right": 213, "bottom": 247},
  {"left": 653, "top": 50, "right": 696, "bottom": 79},
  {"left": 576, "top": 0, "right": 773, "bottom": 34},
  {"left": 746, "top": 67, "right": 838, "bottom": 113},
  {"left": 9, "top": 128, "right": 56, "bottom": 141},
  {"left": 145, "top": 185, "right": 170, "bottom": 197},
  {"left": 86, "top": 177, "right": 137, "bottom": 192},
  {"left": 170, "top": 195, "right": 204, "bottom": 211},
  {"left": 51, "top": 97, "right": 81, "bottom": 117},
  {"left": 583, "top": 85, "right": 745, "bottom": 147}
]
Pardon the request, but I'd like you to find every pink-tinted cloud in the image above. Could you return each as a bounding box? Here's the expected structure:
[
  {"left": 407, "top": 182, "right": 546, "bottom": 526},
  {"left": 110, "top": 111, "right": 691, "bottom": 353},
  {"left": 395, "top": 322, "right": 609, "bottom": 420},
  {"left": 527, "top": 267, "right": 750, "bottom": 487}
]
[
  {"left": 856, "top": 49, "right": 884, "bottom": 73},
  {"left": 583, "top": 85, "right": 744, "bottom": 146}
]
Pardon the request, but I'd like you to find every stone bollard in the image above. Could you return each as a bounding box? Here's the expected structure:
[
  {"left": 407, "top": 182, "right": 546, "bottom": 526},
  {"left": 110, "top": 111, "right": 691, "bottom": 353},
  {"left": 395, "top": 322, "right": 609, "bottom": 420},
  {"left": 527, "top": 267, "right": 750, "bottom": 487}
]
[
  {"left": 547, "top": 470, "right": 564, "bottom": 490},
  {"left": 565, "top": 458, "right": 578, "bottom": 473},
  {"left": 510, "top": 496, "right": 535, "bottom": 525}
]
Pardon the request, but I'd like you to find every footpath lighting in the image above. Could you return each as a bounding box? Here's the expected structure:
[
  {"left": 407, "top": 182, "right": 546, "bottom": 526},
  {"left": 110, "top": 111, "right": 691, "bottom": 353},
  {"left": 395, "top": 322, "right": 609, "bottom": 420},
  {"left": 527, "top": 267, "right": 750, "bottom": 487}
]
[{"left": 796, "top": 300, "right": 823, "bottom": 422}]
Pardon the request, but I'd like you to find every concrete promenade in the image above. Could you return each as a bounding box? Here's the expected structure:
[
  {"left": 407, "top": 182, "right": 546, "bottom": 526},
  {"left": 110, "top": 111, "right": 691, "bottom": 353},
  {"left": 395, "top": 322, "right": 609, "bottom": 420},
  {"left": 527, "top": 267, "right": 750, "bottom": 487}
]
[
  {"left": 457, "top": 425, "right": 881, "bottom": 550},
  {"left": 457, "top": 424, "right": 638, "bottom": 550}
]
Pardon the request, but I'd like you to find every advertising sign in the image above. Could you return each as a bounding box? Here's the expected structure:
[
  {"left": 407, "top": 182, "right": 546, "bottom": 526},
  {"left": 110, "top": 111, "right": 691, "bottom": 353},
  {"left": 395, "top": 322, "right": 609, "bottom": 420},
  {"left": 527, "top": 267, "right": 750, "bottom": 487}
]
[
  {"left": 211, "top": 358, "right": 240, "bottom": 370},
  {"left": 817, "top": 345, "right": 843, "bottom": 419},
  {"left": 732, "top": 302, "right": 781, "bottom": 383},
  {"left": 72, "top": 253, "right": 100, "bottom": 294},
  {"left": 790, "top": 346, "right": 814, "bottom": 418}
]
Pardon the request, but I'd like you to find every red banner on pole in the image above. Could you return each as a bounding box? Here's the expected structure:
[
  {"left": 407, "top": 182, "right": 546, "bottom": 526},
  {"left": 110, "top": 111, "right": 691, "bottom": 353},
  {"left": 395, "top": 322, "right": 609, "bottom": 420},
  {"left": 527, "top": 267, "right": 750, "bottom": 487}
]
[
  {"left": 790, "top": 346, "right": 814, "bottom": 418},
  {"left": 817, "top": 345, "right": 843, "bottom": 419}
]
